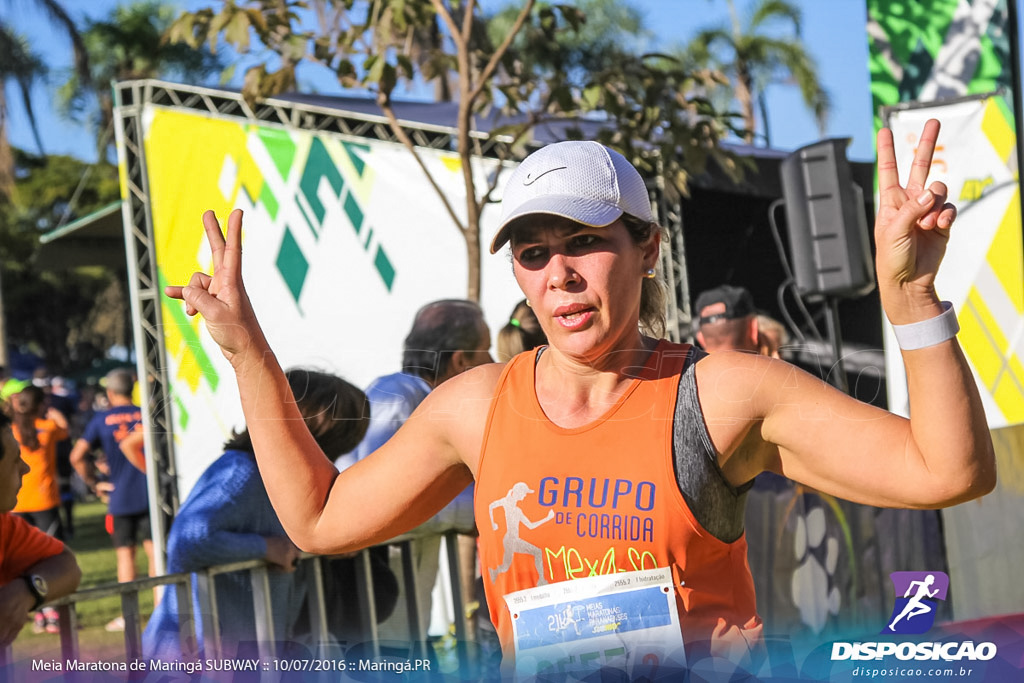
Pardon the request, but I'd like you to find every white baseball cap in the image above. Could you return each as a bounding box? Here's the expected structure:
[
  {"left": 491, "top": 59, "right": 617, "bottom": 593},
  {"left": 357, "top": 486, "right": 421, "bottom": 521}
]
[{"left": 489, "top": 141, "right": 653, "bottom": 254}]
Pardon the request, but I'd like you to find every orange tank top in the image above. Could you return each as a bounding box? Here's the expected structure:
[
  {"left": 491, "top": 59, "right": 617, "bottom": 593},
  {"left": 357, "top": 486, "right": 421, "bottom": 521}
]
[
  {"left": 474, "top": 340, "right": 762, "bottom": 665},
  {"left": 13, "top": 419, "right": 68, "bottom": 513}
]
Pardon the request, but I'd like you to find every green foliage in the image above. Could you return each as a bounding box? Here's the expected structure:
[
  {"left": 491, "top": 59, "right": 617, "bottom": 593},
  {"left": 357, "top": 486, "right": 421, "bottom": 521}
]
[
  {"left": 0, "top": 0, "right": 92, "bottom": 195},
  {"left": 169, "top": 1, "right": 308, "bottom": 99},
  {"left": 489, "top": 0, "right": 646, "bottom": 92},
  {"left": 1, "top": 149, "right": 124, "bottom": 372},
  {"left": 0, "top": 25, "right": 48, "bottom": 158},
  {"left": 58, "top": 1, "right": 224, "bottom": 159},
  {"left": 575, "top": 53, "right": 745, "bottom": 194},
  {"left": 485, "top": 0, "right": 740, "bottom": 192},
  {"left": 683, "top": 0, "right": 829, "bottom": 145},
  {"left": 9, "top": 151, "right": 118, "bottom": 216}
]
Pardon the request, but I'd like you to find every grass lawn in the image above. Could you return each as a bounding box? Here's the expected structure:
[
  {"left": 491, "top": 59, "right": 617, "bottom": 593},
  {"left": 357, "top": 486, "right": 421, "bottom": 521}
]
[{"left": 10, "top": 500, "right": 156, "bottom": 664}]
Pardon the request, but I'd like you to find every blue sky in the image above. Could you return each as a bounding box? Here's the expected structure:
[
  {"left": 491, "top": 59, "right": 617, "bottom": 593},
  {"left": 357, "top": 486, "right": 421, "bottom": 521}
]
[{"left": 0, "top": 0, "right": 933, "bottom": 165}]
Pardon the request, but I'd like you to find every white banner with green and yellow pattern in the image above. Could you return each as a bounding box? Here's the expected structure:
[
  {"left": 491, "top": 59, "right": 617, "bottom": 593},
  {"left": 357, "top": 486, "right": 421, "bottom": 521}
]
[
  {"left": 885, "top": 96, "right": 1023, "bottom": 428},
  {"left": 143, "top": 105, "right": 524, "bottom": 497}
]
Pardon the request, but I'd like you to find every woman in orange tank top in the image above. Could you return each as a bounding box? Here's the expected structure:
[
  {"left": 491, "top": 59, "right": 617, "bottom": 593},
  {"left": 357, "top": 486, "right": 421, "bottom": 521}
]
[
  {"left": 168, "top": 119, "right": 993, "bottom": 677},
  {"left": 10, "top": 386, "right": 69, "bottom": 539}
]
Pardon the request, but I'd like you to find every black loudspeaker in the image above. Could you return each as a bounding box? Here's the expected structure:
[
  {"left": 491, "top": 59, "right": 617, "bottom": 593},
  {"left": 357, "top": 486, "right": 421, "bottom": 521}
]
[{"left": 780, "top": 138, "right": 875, "bottom": 298}]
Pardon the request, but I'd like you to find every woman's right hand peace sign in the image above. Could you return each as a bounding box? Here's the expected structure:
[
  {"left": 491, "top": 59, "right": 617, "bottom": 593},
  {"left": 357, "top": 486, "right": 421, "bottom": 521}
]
[{"left": 164, "top": 209, "right": 267, "bottom": 368}]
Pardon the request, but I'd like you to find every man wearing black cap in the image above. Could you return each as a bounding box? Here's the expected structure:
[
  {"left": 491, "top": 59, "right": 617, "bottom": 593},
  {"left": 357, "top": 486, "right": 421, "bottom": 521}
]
[{"left": 694, "top": 284, "right": 760, "bottom": 353}]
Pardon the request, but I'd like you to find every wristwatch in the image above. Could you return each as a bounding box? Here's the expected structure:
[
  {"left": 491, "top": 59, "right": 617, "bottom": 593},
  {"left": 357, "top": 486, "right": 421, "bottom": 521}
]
[{"left": 22, "top": 574, "right": 48, "bottom": 611}]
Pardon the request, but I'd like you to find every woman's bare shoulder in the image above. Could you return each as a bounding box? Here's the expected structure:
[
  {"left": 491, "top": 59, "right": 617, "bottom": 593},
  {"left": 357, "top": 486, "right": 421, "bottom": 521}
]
[
  {"left": 692, "top": 350, "right": 777, "bottom": 411},
  {"left": 692, "top": 350, "right": 824, "bottom": 434}
]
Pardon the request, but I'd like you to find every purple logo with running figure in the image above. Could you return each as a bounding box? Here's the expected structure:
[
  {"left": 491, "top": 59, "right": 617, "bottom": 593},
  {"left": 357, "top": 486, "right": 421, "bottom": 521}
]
[{"left": 882, "top": 571, "right": 950, "bottom": 635}]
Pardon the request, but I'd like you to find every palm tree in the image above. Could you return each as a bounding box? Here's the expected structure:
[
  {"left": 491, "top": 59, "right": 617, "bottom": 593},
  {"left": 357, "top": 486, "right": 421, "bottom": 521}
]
[
  {"left": 0, "top": 0, "right": 90, "bottom": 368},
  {"left": 0, "top": 26, "right": 46, "bottom": 193},
  {"left": 490, "top": 0, "right": 650, "bottom": 106},
  {"left": 57, "top": 1, "right": 223, "bottom": 159},
  {"left": 1, "top": 0, "right": 90, "bottom": 192},
  {"left": 686, "top": 0, "right": 829, "bottom": 146}
]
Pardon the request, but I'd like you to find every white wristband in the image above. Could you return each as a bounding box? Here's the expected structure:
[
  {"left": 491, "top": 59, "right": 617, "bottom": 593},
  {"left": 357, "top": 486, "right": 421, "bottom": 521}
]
[{"left": 892, "top": 301, "right": 959, "bottom": 350}]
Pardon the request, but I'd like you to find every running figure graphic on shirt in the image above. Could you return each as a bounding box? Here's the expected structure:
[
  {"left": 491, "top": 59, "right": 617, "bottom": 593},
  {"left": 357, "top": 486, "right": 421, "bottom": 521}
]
[
  {"left": 488, "top": 482, "right": 555, "bottom": 584},
  {"left": 888, "top": 574, "right": 939, "bottom": 631}
]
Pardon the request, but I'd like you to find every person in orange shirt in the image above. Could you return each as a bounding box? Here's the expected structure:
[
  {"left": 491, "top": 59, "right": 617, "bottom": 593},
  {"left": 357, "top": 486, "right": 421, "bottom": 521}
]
[
  {"left": 11, "top": 386, "right": 69, "bottom": 539},
  {"left": 0, "top": 403, "right": 80, "bottom": 645},
  {"left": 9, "top": 385, "right": 69, "bottom": 633}
]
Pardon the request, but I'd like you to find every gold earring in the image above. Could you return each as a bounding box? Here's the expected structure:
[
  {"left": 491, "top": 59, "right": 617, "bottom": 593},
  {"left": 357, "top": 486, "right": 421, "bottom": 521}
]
[
  {"left": 644, "top": 268, "right": 656, "bottom": 279},
  {"left": 526, "top": 300, "right": 531, "bottom": 307}
]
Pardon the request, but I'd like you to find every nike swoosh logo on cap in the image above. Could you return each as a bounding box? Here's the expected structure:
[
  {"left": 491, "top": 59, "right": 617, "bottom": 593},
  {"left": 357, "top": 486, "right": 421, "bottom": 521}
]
[{"left": 523, "top": 166, "right": 567, "bottom": 185}]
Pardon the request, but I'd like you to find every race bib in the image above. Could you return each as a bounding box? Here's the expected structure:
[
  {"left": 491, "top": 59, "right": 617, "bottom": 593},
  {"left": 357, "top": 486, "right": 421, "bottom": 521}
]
[{"left": 503, "top": 567, "right": 686, "bottom": 680}]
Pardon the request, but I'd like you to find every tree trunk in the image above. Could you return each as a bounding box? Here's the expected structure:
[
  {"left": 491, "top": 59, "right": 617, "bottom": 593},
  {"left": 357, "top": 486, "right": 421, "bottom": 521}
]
[
  {"left": 758, "top": 91, "right": 772, "bottom": 148},
  {"left": 460, "top": 133, "right": 481, "bottom": 302},
  {"left": 735, "top": 62, "right": 756, "bottom": 145},
  {"left": 465, "top": 218, "right": 481, "bottom": 302}
]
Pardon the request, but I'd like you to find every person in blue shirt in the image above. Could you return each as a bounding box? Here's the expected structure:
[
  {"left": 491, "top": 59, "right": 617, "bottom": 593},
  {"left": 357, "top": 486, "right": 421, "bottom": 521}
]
[
  {"left": 143, "top": 368, "right": 372, "bottom": 659},
  {"left": 69, "top": 368, "right": 150, "bottom": 631},
  {"left": 336, "top": 300, "right": 492, "bottom": 643}
]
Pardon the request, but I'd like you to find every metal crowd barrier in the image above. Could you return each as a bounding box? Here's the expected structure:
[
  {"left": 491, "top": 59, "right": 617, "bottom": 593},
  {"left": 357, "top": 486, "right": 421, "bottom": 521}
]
[{"left": 1, "top": 530, "right": 473, "bottom": 677}]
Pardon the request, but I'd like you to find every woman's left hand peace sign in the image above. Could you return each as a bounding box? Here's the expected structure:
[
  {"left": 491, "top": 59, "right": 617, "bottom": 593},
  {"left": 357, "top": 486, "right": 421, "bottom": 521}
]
[{"left": 873, "top": 118, "right": 958, "bottom": 324}]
